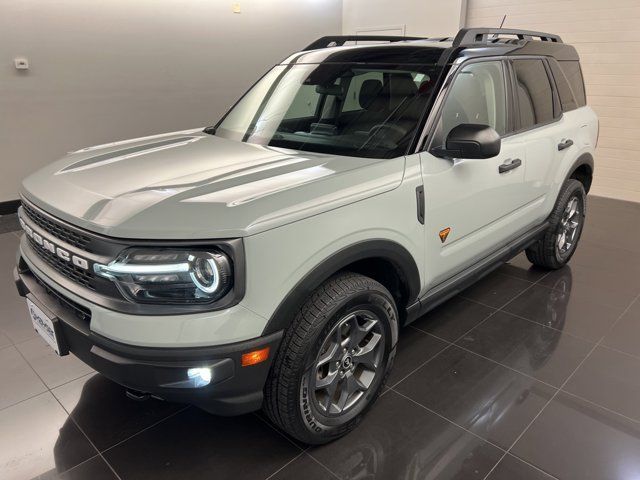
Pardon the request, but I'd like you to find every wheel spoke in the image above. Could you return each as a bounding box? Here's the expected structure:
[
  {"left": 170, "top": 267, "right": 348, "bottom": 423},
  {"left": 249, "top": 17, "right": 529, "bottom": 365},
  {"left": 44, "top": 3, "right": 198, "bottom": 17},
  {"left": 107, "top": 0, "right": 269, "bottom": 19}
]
[
  {"left": 316, "top": 369, "right": 339, "bottom": 390},
  {"left": 353, "top": 332, "right": 382, "bottom": 370},
  {"left": 348, "top": 317, "right": 377, "bottom": 350},
  {"left": 316, "top": 341, "right": 340, "bottom": 367}
]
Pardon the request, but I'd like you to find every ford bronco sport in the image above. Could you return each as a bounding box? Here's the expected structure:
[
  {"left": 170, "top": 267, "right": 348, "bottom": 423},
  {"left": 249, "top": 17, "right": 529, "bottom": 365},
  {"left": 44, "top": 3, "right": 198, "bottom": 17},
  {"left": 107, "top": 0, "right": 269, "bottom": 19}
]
[{"left": 14, "top": 28, "right": 597, "bottom": 444}]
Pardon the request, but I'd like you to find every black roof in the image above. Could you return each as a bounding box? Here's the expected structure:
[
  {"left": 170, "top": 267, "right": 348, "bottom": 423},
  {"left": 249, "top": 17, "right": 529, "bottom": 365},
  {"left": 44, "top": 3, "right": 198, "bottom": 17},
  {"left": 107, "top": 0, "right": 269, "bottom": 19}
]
[{"left": 284, "top": 28, "right": 580, "bottom": 65}]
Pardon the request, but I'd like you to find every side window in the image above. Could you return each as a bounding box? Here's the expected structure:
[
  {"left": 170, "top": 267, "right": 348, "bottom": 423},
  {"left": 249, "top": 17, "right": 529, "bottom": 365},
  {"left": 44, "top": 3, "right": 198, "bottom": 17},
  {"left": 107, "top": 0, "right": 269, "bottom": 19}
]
[
  {"left": 559, "top": 61, "right": 587, "bottom": 107},
  {"left": 342, "top": 71, "right": 384, "bottom": 112},
  {"left": 513, "top": 59, "right": 554, "bottom": 129},
  {"left": 549, "top": 59, "right": 578, "bottom": 112},
  {"left": 432, "top": 61, "right": 506, "bottom": 148}
]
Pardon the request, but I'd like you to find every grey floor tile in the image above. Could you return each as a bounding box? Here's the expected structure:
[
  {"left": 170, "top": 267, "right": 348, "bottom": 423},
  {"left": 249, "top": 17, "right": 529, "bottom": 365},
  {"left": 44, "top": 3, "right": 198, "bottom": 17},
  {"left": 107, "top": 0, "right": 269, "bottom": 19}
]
[
  {"left": 0, "top": 392, "right": 97, "bottom": 480},
  {"left": 486, "top": 454, "right": 557, "bottom": 480},
  {"left": 564, "top": 346, "right": 640, "bottom": 422},
  {"left": 0, "top": 330, "right": 11, "bottom": 349},
  {"left": 602, "top": 299, "right": 640, "bottom": 358},
  {"left": 513, "top": 391, "right": 640, "bottom": 480},
  {"left": 0, "top": 297, "right": 39, "bottom": 344},
  {"left": 411, "top": 296, "right": 495, "bottom": 342},
  {"left": 104, "top": 407, "right": 301, "bottom": 480},
  {"left": 395, "top": 346, "right": 556, "bottom": 449},
  {"left": 0, "top": 345, "right": 47, "bottom": 409},
  {"left": 16, "top": 335, "right": 93, "bottom": 389},
  {"left": 269, "top": 453, "right": 337, "bottom": 480},
  {"left": 52, "top": 373, "right": 185, "bottom": 451},
  {"left": 57, "top": 456, "right": 118, "bottom": 480},
  {"left": 309, "top": 390, "right": 503, "bottom": 480},
  {"left": 456, "top": 311, "right": 593, "bottom": 387},
  {"left": 461, "top": 272, "right": 532, "bottom": 308},
  {"left": 503, "top": 282, "right": 623, "bottom": 343},
  {"left": 386, "top": 327, "right": 447, "bottom": 386}
]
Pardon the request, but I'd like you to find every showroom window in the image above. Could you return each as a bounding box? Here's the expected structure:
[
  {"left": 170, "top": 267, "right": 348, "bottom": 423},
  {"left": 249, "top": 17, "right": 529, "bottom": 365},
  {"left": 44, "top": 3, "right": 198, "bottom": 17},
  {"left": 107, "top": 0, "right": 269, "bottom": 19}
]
[
  {"left": 513, "top": 59, "right": 555, "bottom": 129},
  {"left": 431, "top": 60, "right": 507, "bottom": 149}
]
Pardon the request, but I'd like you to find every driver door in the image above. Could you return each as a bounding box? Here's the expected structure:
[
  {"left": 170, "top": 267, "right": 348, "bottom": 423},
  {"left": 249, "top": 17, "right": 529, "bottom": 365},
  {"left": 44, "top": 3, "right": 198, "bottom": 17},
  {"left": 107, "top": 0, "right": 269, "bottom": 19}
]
[{"left": 420, "top": 60, "right": 533, "bottom": 288}]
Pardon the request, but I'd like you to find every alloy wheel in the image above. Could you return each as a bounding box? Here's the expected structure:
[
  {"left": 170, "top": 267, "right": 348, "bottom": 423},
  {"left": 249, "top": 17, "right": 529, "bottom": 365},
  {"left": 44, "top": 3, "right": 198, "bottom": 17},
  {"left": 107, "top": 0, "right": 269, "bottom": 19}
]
[{"left": 311, "top": 310, "right": 385, "bottom": 416}]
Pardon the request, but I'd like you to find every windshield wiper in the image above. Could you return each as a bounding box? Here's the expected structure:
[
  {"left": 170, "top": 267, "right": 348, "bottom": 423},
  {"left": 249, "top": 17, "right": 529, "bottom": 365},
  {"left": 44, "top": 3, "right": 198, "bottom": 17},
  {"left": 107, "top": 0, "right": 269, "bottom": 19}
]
[{"left": 203, "top": 125, "right": 217, "bottom": 135}]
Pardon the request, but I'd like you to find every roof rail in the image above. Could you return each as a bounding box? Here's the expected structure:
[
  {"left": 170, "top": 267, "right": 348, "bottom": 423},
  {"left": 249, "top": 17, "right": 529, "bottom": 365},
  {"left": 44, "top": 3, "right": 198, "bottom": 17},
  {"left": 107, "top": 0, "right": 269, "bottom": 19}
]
[
  {"left": 452, "top": 28, "right": 563, "bottom": 47},
  {"left": 303, "top": 35, "right": 428, "bottom": 51}
]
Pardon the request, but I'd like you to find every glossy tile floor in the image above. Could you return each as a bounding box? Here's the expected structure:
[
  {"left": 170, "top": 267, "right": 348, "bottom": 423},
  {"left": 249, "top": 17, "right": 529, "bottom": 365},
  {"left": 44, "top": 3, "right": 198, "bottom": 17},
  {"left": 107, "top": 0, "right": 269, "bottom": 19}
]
[{"left": 1, "top": 196, "right": 639, "bottom": 480}]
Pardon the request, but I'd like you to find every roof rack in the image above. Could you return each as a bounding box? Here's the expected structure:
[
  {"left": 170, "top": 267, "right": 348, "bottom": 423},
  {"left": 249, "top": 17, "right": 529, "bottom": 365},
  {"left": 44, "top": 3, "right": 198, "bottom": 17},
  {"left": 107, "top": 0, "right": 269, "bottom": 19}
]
[
  {"left": 452, "top": 28, "right": 563, "bottom": 47},
  {"left": 303, "top": 35, "right": 428, "bottom": 51}
]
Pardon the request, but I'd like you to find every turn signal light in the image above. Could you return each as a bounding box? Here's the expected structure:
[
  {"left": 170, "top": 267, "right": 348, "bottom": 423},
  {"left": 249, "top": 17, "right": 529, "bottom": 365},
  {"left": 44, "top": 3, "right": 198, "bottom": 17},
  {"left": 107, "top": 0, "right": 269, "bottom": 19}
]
[{"left": 241, "top": 347, "right": 270, "bottom": 367}]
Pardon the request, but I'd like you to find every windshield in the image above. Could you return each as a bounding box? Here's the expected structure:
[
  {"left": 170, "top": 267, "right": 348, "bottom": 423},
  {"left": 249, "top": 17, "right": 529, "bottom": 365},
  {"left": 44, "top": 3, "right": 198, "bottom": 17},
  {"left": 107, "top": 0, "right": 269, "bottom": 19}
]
[{"left": 212, "top": 63, "right": 442, "bottom": 159}]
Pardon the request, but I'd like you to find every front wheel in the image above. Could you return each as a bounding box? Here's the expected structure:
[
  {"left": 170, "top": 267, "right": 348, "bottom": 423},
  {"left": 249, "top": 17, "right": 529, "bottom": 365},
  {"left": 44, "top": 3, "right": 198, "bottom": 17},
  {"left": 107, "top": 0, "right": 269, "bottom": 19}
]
[
  {"left": 526, "top": 179, "right": 586, "bottom": 269},
  {"left": 264, "top": 272, "right": 397, "bottom": 444}
]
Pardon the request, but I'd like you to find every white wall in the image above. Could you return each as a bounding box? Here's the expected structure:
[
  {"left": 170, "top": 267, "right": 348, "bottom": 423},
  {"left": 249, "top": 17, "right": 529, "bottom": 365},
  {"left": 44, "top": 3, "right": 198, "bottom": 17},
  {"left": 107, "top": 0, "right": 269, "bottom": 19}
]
[
  {"left": 343, "top": 0, "right": 466, "bottom": 37},
  {"left": 0, "top": 0, "right": 342, "bottom": 202},
  {"left": 466, "top": 0, "right": 640, "bottom": 203}
]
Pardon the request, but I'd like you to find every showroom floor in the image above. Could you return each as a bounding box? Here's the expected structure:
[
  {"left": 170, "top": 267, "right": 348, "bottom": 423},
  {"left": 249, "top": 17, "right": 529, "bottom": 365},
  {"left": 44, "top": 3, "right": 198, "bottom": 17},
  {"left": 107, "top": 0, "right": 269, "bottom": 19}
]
[{"left": 1, "top": 196, "right": 639, "bottom": 480}]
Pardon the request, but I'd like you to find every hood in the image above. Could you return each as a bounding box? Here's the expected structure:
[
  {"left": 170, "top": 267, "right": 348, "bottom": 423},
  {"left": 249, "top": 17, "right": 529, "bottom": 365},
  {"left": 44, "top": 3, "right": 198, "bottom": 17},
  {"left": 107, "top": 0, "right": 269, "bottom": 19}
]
[{"left": 21, "top": 129, "right": 405, "bottom": 239}]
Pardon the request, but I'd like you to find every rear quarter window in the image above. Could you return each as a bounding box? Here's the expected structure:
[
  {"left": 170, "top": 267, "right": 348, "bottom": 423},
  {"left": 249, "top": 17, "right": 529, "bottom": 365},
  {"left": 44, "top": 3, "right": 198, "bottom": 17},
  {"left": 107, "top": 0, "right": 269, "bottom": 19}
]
[
  {"left": 549, "top": 59, "right": 578, "bottom": 112},
  {"left": 559, "top": 61, "right": 587, "bottom": 107}
]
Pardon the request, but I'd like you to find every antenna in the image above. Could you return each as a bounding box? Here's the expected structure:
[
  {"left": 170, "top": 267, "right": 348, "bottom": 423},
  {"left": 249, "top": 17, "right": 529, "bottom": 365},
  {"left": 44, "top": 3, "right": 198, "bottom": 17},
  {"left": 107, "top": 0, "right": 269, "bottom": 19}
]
[{"left": 489, "top": 14, "right": 507, "bottom": 42}]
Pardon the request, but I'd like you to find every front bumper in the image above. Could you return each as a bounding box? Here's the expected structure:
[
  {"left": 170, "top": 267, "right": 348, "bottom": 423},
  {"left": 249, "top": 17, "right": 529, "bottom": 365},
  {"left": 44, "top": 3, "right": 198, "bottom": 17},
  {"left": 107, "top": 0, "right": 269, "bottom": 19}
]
[{"left": 14, "top": 258, "right": 282, "bottom": 416}]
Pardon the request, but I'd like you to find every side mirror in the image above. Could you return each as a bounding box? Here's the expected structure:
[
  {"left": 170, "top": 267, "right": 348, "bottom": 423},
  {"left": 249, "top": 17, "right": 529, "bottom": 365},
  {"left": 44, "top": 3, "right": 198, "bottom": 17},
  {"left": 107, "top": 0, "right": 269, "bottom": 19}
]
[{"left": 436, "top": 123, "right": 501, "bottom": 159}]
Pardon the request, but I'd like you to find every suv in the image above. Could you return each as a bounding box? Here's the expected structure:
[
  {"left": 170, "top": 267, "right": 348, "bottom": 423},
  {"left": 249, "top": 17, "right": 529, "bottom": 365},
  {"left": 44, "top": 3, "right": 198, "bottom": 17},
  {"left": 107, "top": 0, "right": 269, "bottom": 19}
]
[{"left": 14, "top": 28, "right": 597, "bottom": 444}]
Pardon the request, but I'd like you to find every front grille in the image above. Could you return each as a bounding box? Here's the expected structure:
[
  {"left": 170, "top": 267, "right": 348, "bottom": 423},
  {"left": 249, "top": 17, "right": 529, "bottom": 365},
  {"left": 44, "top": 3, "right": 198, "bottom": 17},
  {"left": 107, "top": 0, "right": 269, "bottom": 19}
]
[
  {"left": 27, "top": 236, "right": 96, "bottom": 290},
  {"left": 31, "top": 267, "right": 92, "bottom": 324},
  {"left": 22, "top": 202, "right": 92, "bottom": 252}
]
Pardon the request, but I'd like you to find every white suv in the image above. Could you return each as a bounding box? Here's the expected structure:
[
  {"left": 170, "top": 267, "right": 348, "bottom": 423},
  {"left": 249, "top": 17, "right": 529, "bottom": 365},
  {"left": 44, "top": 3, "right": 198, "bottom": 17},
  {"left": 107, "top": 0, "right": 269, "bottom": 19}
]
[{"left": 14, "top": 28, "right": 597, "bottom": 444}]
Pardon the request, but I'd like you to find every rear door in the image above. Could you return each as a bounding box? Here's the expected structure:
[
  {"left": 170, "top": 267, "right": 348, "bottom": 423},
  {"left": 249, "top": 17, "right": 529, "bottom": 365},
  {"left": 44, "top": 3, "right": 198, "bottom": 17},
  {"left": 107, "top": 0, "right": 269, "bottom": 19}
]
[{"left": 509, "top": 58, "right": 565, "bottom": 223}]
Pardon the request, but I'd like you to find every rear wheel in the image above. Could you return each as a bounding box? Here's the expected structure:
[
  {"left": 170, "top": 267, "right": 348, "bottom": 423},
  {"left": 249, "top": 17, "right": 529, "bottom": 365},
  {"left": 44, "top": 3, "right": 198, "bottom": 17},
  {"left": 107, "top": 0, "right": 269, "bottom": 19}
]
[
  {"left": 526, "top": 179, "right": 586, "bottom": 269},
  {"left": 264, "top": 272, "right": 397, "bottom": 444}
]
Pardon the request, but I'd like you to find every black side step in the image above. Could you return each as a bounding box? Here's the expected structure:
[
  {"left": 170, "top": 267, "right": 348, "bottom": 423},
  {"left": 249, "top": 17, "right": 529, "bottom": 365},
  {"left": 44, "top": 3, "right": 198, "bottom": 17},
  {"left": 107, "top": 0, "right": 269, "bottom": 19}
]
[{"left": 405, "top": 221, "right": 548, "bottom": 325}]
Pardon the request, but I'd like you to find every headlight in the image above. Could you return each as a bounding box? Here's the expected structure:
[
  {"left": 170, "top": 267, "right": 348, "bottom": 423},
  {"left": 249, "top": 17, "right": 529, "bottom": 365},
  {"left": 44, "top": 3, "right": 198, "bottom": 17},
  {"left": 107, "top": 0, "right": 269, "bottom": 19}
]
[{"left": 94, "top": 249, "right": 233, "bottom": 304}]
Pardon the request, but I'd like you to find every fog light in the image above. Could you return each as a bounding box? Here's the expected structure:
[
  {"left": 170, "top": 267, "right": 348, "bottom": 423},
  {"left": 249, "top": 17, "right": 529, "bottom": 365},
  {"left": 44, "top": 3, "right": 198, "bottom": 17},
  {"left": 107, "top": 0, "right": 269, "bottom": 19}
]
[{"left": 187, "top": 367, "right": 212, "bottom": 388}]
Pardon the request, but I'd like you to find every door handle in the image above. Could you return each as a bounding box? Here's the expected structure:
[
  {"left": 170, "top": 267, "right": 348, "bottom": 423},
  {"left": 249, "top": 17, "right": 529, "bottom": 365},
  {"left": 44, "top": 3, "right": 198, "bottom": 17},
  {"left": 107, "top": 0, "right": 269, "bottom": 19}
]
[
  {"left": 498, "top": 158, "right": 522, "bottom": 174},
  {"left": 558, "top": 139, "right": 574, "bottom": 151}
]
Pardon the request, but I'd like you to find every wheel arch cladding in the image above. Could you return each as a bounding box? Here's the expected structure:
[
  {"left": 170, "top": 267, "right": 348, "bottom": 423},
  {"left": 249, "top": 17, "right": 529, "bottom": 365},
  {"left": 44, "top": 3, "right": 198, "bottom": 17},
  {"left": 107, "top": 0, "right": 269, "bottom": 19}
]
[
  {"left": 261, "top": 239, "right": 421, "bottom": 336},
  {"left": 568, "top": 153, "right": 594, "bottom": 193}
]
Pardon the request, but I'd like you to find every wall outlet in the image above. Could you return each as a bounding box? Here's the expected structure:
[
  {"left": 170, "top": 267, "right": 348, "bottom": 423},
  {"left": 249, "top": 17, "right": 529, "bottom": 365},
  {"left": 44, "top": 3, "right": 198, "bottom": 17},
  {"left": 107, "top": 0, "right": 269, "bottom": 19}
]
[{"left": 14, "top": 57, "right": 29, "bottom": 70}]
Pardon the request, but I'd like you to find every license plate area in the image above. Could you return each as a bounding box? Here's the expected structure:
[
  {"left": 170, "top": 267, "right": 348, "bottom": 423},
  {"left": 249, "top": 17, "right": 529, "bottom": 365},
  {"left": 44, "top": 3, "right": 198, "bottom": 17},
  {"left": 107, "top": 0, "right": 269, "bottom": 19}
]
[{"left": 27, "top": 298, "right": 68, "bottom": 356}]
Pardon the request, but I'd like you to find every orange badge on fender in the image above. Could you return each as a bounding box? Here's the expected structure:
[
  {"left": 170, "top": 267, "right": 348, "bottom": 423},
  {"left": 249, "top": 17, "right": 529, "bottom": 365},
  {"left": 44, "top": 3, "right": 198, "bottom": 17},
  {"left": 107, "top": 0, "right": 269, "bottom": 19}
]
[{"left": 439, "top": 227, "right": 451, "bottom": 243}]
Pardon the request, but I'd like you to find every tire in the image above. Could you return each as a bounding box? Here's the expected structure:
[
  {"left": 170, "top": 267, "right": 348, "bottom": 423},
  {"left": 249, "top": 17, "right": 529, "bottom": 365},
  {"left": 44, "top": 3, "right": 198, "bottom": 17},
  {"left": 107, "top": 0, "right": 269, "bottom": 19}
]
[
  {"left": 526, "top": 179, "right": 586, "bottom": 269},
  {"left": 263, "top": 272, "right": 398, "bottom": 444}
]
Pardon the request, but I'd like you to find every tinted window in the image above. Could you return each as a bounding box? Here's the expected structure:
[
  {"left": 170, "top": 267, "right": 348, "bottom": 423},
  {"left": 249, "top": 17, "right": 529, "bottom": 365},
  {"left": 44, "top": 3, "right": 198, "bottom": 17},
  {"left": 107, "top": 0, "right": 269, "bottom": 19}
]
[
  {"left": 549, "top": 60, "right": 578, "bottom": 111},
  {"left": 432, "top": 61, "right": 507, "bottom": 148},
  {"left": 513, "top": 59, "right": 554, "bottom": 129},
  {"left": 559, "top": 61, "right": 587, "bottom": 107}
]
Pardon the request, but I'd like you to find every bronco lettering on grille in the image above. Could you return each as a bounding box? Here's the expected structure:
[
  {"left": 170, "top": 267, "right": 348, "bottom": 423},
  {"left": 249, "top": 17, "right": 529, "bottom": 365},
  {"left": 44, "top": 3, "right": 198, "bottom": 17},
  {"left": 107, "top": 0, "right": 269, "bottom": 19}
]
[{"left": 19, "top": 215, "right": 90, "bottom": 270}]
